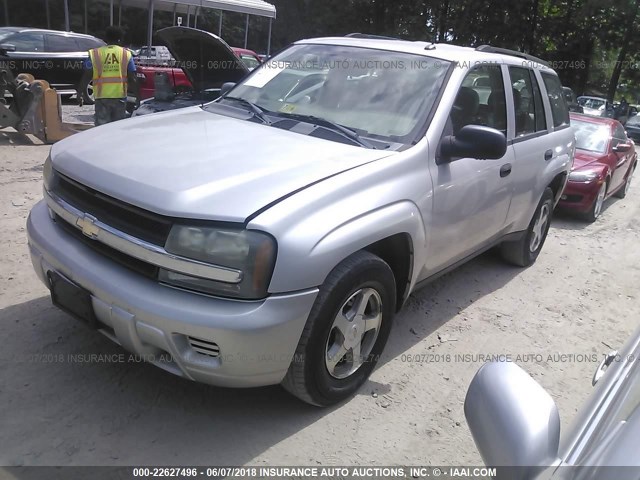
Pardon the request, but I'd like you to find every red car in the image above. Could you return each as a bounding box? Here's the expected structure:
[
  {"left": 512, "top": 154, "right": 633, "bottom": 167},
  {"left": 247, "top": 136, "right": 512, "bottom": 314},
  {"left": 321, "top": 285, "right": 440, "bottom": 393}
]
[
  {"left": 135, "top": 46, "right": 260, "bottom": 100},
  {"left": 558, "top": 113, "right": 637, "bottom": 222}
]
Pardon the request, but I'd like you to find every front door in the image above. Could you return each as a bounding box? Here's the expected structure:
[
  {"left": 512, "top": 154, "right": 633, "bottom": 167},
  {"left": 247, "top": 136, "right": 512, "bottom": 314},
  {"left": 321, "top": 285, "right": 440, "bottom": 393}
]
[
  {"left": 425, "top": 65, "right": 514, "bottom": 274},
  {"left": 610, "top": 123, "right": 633, "bottom": 192}
]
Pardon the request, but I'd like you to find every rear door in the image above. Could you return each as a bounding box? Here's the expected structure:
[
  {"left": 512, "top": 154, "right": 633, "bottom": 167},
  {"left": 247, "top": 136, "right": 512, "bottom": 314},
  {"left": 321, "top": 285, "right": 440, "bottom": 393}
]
[
  {"left": 539, "top": 72, "right": 573, "bottom": 205},
  {"left": 426, "top": 64, "right": 514, "bottom": 273},
  {"left": 504, "top": 65, "right": 553, "bottom": 226}
]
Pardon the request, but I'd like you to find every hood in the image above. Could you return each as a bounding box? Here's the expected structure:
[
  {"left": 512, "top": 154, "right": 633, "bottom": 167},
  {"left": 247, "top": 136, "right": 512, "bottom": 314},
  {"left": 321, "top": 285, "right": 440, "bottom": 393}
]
[
  {"left": 51, "top": 108, "right": 393, "bottom": 223},
  {"left": 582, "top": 107, "right": 603, "bottom": 117},
  {"left": 157, "top": 26, "right": 249, "bottom": 92},
  {"left": 573, "top": 149, "right": 606, "bottom": 170}
]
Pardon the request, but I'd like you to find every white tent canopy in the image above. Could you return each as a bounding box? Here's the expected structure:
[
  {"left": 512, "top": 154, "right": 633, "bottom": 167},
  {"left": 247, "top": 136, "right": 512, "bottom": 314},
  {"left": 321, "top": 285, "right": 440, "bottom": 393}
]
[
  {"left": 99, "top": 0, "right": 276, "bottom": 54},
  {"left": 99, "top": 0, "right": 276, "bottom": 19},
  {"left": 47, "top": 0, "right": 276, "bottom": 54}
]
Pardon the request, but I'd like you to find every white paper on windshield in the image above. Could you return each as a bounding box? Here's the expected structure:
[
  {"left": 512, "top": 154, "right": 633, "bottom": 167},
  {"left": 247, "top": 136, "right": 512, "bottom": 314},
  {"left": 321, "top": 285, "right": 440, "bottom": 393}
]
[{"left": 243, "top": 61, "right": 287, "bottom": 88}]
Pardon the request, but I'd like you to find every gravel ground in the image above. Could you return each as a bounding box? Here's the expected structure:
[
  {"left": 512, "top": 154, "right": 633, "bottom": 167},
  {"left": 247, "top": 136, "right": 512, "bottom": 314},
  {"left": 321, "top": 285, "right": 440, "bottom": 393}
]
[
  {"left": 0, "top": 129, "right": 639, "bottom": 468},
  {"left": 60, "top": 102, "right": 95, "bottom": 125}
]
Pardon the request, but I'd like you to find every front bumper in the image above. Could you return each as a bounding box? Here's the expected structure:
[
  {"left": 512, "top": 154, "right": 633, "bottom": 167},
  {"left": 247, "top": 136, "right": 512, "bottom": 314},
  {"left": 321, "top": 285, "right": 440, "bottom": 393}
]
[
  {"left": 27, "top": 200, "right": 318, "bottom": 388},
  {"left": 557, "top": 179, "right": 602, "bottom": 213}
]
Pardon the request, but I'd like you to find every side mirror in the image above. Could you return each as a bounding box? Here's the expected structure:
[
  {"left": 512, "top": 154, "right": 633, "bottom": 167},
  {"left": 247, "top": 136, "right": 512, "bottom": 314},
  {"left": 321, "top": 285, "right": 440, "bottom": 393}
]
[
  {"left": 613, "top": 143, "right": 632, "bottom": 153},
  {"left": 220, "top": 82, "right": 236, "bottom": 98},
  {"left": 439, "top": 125, "right": 507, "bottom": 164},
  {"left": 0, "top": 43, "right": 16, "bottom": 53},
  {"left": 464, "top": 362, "right": 560, "bottom": 477}
]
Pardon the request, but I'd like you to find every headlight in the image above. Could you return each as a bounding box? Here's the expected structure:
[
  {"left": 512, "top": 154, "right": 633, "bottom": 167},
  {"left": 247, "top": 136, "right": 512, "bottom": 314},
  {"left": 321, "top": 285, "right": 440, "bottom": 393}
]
[
  {"left": 160, "top": 225, "right": 276, "bottom": 299},
  {"left": 569, "top": 170, "right": 600, "bottom": 182}
]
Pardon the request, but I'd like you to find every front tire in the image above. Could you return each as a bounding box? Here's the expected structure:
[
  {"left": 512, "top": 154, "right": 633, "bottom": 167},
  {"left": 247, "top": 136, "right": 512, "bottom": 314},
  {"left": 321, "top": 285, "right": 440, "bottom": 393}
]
[
  {"left": 281, "top": 251, "right": 396, "bottom": 406},
  {"left": 500, "top": 187, "right": 554, "bottom": 267},
  {"left": 78, "top": 80, "right": 95, "bottom": 105},
  {"left": 585, "top": 182, "right": 607, "bottom": 222},
  {"left": 614, "top": 164, "right": 634, "bottom": 199}
]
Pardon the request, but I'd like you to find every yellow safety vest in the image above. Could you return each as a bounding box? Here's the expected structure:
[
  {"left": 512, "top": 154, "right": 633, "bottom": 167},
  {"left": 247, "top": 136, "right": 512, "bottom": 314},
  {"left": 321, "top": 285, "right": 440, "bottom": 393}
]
[{"left": 89, "top": 45, "right": 130, "bottom": 99}]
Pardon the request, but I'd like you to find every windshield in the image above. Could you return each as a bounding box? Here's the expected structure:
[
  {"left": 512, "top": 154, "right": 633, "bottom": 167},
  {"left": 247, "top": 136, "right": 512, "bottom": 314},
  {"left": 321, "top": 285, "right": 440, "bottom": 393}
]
[
  {"left": 209, "top": 43, "right": 451, "bottom": 146},
  {"left": 0, "top": 29, "right": 17, "bottom": 43},
  {"left": 573, "top": 120, "right": 610, "bottom": 153},
  {"left": 578, "top": 97, "right": 606, "bottom": 110},
  {"left": 626, "top": 115, "right": 640, "bottom": 126},
  {"left": 239, "top": 54, "right": 260, "bottom": 70}
]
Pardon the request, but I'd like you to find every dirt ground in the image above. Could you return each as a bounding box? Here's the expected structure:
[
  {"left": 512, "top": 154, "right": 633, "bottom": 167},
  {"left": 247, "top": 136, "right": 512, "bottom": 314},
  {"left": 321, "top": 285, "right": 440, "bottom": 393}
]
[{"left": 0, "top": 127, "right": 639, "bottom": 469}]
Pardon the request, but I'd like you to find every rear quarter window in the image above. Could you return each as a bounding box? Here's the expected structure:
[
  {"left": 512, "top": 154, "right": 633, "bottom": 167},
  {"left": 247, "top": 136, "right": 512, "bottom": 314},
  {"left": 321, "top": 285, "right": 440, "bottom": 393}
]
[
  {"left": 541, "top": 73, "right": 570, "bottom": 128},
  {"left": 76, "top": 37, "right": 104, "bottom": 50}
]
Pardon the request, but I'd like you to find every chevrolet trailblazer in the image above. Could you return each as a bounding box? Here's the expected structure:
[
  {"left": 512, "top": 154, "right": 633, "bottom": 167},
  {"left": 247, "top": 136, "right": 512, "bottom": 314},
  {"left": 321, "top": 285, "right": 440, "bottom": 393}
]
[{"left": 27, "top": 36, "right": 574, "bottom": 406}]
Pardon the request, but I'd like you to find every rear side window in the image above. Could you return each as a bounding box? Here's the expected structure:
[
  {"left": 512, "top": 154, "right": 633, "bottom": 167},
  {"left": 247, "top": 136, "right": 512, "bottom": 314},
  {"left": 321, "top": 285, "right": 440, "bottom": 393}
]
[
  {"left": 541, "top": 73, "right": 570, "bottom": 128},
  {"left": 531, "top": 73, "right": 547, "bottom": 132},
  {"left": 508, "top": 66, "right": 546, "bottom": 137},
  {"left": 76, "top": 37, "right": 103, "bottom": 50}
]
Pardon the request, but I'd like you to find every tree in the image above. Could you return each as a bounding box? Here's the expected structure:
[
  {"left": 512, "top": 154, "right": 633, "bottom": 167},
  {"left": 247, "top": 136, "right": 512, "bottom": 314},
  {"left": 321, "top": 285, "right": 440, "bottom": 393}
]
[{"left": 606, "top": 0, "right": 640, "bottom": 100}]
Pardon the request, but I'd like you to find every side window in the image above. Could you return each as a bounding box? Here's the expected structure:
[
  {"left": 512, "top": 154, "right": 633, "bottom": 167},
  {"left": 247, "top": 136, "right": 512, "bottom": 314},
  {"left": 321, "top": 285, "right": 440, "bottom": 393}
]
[
  {"left": 454, "top": 65, "right": 506, "bottom": 135},
  {"left": 541, "top": 73, "right": 570, "bottom": 128},
  {"left": 9, "top": 32, "right": 45, "bottom": 52},
  {"left": 75, "top": 38, "right": 98, "bottom": 50},
  {"left": 508, "top": 66, "right": 543, "bottom": 137},
  {"left": 531, "top": 72, "right": 547, "bottom": 132},
  {"left": 613, "top": 124, "right": 626, "bottom": 140},
  {"left": 46, "top": 35, "right": 79, "bottom": 52},
  {"left": 612, "top": 124, "right": 628, "bottom": 148}
]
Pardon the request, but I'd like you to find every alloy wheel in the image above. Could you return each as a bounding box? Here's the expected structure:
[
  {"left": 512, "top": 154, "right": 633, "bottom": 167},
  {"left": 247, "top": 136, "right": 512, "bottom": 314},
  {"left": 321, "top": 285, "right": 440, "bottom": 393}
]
[
  {"left": 593, "top": 183, "right": 606, "bottom": 219},
  {"left": 325, "top": 288, "right": 382, "bottom": 379},
  {"left": 529, "top": 203, "right": 550, "bottom": 253}
]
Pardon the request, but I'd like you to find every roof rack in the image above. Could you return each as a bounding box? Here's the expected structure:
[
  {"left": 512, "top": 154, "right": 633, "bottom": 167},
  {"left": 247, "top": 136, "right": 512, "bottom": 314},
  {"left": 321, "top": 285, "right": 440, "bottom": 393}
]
[
  {"left": 475, "top": 45, "right": 549, "bottom": 67},
  {"left": 345, "top": 33, "right": 402, "bottom": 41}
]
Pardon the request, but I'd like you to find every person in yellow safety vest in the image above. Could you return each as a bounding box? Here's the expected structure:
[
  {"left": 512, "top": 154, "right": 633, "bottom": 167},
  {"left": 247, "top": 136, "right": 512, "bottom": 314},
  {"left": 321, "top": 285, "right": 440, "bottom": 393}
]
[{"left": 81, "top": 26, "right": 139, "bottom": 126}]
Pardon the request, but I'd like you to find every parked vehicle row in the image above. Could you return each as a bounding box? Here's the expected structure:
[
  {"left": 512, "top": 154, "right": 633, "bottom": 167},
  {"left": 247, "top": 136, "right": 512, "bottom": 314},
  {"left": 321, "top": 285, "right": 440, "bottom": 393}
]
[
  {"left": 0, "top": 25, "right": 262, "bottom": 109},
  {"left": 0, "top": 26, "right": 104, "bottom": 104},
  {"left": 577, "top": 94, "right": 639, "bottom": 125}
]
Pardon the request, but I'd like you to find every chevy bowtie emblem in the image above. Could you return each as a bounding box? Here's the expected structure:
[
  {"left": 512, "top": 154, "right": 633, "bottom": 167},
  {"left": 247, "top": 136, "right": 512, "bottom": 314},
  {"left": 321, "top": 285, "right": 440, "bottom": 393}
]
[{"left": 76, "top": 214, "right": 100, "bottom": 239}]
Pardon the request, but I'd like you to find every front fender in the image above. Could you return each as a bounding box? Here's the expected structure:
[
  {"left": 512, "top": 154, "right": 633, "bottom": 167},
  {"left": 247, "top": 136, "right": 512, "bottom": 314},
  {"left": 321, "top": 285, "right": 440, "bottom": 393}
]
[{"left": 261, "top": 200, "right": 426, "bottom": 294}]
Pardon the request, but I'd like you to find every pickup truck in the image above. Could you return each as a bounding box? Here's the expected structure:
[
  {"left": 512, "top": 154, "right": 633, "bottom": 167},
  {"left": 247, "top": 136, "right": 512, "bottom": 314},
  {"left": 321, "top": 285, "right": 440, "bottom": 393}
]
[{"left": 135, "top": 63, "right": 191, "bottom": 100}]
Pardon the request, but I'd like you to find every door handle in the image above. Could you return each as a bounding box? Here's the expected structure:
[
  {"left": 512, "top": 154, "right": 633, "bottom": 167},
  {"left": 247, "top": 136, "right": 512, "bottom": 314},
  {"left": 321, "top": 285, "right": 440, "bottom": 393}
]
[
  {"left": 500, "top": 163, "right": 512, "bottom": 177},
  {"left": 544, "top": 149, "right": 553, "bottom": 161}
]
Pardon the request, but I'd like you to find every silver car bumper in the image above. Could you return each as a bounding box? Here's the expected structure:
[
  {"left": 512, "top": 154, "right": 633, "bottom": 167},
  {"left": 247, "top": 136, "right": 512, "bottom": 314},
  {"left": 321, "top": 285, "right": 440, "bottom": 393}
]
[{"left": 27, "top": 200, "right": 318, "bottom": 388}]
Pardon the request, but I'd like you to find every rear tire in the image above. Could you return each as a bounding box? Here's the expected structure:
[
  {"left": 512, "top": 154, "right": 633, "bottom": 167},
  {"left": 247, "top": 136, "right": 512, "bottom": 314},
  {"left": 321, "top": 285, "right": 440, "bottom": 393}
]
[
  {"left": 500, "top": 188, "right": 554, "bottom": 267},
  {"left": 281, "top": 251, "right": 396, "bottom": 406}
]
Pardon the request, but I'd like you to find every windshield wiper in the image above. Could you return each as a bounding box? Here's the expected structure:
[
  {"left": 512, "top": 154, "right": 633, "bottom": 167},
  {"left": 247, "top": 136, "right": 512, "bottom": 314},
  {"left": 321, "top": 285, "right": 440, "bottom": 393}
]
[
  {"left": 274, "top": 112, "right": 378, "bottom": 149},
  {"left": 222, "top": 96, "right": 272, "bottom": 125}
]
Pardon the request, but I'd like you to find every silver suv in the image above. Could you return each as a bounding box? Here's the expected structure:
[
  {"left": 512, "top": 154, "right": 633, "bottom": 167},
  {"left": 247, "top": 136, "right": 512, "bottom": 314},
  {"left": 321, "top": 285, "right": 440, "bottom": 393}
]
[{"left": 27, "top": 36, "right": 574, "bottom": 406}]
